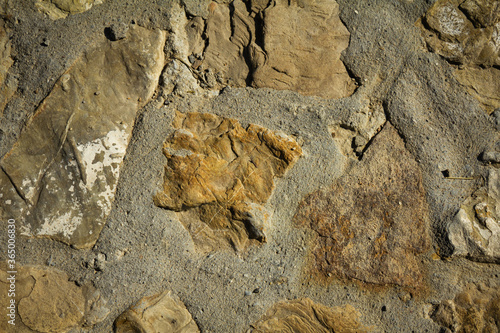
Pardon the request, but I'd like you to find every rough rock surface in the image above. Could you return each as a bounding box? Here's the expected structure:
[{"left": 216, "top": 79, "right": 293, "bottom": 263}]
[
  {"left": 114, "top": 290, "right": 199, "bottom": 333},
  {"left": 294, "top": 124, "right": 430, "bottom": 288},
  {"left": 36, "top": 0, "right": 104, "bottom": 20},
  {"left": 0, "top": 19, "right": 15, "bottom": 116},
  {"left": 183, "top": 0, "right": 355, "bottom": 99},
  {"left": 0, "top": 263, "right": 109, "bottom": 332},
  {"left": 250, "top": 298, "right": 370, "bottom": 333},
  {"left": 418, "top": 0, "right": 500, "bottom": 113},
  {"left": 0, "top": 25, "right": 166, "bottom": 248},
  {"left": 155, "top": 111, "right": 302, "bottom": 252},
  {"left": 1, "top": 0, "right": 500, "bottom": 332},
  {"left": 430, "top": 283, "right": 500, "bottom": 332},
  {"left": 448, "top": 168, "right": 500, "bottom": 263}
]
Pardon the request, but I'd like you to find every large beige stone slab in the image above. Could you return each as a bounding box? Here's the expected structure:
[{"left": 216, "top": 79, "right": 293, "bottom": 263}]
[
  {"left": 250, "top": 298, "right": 371, "bottom": 333},
  {"left": 114, "top": 290, "right": 199, "bottom": 333},
  {"left": 294, "top": 124, "right": 430, "bottom": 288},
  {"left": 0, "top": 25, "right": 166, "bottom": 248},
  {"left": 183, "top": 0, "right": 355, "bottom": 99},
  {"left": 154, "top": 111, "right": 302, "bottom": 252}
]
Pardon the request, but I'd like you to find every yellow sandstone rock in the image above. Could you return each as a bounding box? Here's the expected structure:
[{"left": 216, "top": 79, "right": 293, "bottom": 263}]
[{"left": 155, "top": 112, "right": 302, "bottom": 252}]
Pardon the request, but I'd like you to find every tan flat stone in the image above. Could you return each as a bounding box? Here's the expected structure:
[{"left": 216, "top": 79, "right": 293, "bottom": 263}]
[{"left": 0, "top": 25, "right": 166, "bottom": 248}]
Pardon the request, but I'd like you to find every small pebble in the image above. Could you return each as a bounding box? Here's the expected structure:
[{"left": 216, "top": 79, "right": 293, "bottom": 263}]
[
  {"left": 253, "top": 288, "right": 260, "bottom": 294},
  {"left": 244, "top": 291, "right": 252, "bottom": 296}
]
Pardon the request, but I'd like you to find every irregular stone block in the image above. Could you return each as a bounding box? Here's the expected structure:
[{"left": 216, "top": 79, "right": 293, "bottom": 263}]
[
  {"left": 0, "top": 263, "right": 108, "bottom": 332},
  {"left": 183, "top": 0, "right": 355, "bottom": 99},
  {"left": 251, "top": 0, "right": 356, "bottom": 99},
  {"left": 154, "top": 112, "right": 302, "bottom": 252},
  {"left": 430, "top": 283, "right": 500, "bottom": 332},
  {"left": 250, "top": 298, "right": 371, "bottom": 332},
  {"left": 36, "top": 0, "right": 104, "bottom": 20},
  {"left": 114, "top": 290, "right": 199, "bottom": 333},
  {"left": 418, "top": 0, "right": 500, "bottom": 113},
  {"left": 447, "top": 168, "right": 500, "bottom": 263},
  {"left": 294, "top": 124, "right": 430, "bottom": 287},
  {"left": 453, "top": 67, "right": 500, "bottom": 115},
  {"left": 0, "top": 25, "right": 166, "bottom": 248}
]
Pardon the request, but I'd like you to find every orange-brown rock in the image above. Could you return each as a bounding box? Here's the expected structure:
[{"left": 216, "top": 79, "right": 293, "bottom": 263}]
[
  {"left": 114, "top": 290, "right": 199, "bottom": 333},
  {"left": 250, "top": 298, "right": 371, "bottom": 333},
  {"left": 154, "top": 112, "right": 302, "bottom": 252},
  {"left": 294, "top": 124, "right": 430, "bottom": 287},
  {"left": 430, "top": 283, "right": 500, "bottom": 332}
]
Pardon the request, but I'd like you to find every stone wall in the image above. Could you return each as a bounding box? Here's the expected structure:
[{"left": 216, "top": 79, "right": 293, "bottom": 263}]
[{"left": 0, "top": 0, "right": 498, "bottom": 332}]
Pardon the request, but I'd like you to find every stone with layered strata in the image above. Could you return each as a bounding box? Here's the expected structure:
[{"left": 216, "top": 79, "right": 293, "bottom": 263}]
[
  {"left": 154, "top": 111, "right": 301, "bottom": 252},
  {"left": 294, "top": 124, "right": 430, "bottom": 288},
  {"left": 0, "top": 25, "right": 166, "bottom": 248},
  {"left": 250, "top": 298, "right": 371, "bottom": 333},
  {"left": 114, "top": 290, "right": 199, "bottom": 333}
]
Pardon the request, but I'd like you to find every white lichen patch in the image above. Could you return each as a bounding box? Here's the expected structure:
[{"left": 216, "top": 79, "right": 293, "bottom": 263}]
[
  {"left": 76, "top": 129, "right": 129, "bottom": 189},
  {"left": 436, "top": 4, "right": 467, "bottom": 38},
  {"left": 37, "top": 211, "right": 83, "bottom": 238}
]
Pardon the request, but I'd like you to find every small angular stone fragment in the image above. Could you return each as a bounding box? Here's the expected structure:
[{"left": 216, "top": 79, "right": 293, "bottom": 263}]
[
  {"left": 294, "top": 124, "right": 430, "bottom": 288},
  {"left": 114, "top": 290, "right": 199, "bottom": 333},
  {"left": 250, "top": 298, "right": 371, "bottom": 332},
  {"left": 0, "top": 26, "right": 166, "bottom": 248},
  {"left": 155, "top": 112, "right": 302, "bottom": 252},
  {"left": 447, "top": 168, "right": 500, "bottom": 263}
]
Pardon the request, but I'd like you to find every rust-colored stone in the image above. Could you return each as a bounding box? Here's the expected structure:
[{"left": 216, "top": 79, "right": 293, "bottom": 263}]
[{"left": 294, "top": 124, "right": 429, "bottom": 288}]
